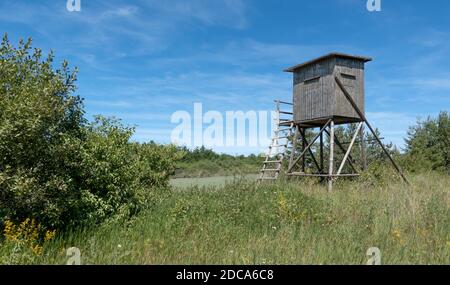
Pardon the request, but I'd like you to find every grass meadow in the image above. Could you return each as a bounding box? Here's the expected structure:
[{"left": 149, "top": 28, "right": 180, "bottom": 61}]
[{"left": 2, "top": 172, "right": 448, "bottom": 265}]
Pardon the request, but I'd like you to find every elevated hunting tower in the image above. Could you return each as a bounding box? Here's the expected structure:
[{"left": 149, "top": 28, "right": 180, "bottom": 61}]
[
  {"left": 259, "top": 53, "right": 408, "bottom": 190},
  {"left": 286, "top": 53, "right": 371, "bottom": 126}
]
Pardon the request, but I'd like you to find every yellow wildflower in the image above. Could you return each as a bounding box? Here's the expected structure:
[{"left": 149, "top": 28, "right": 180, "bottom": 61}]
[
  {"left": 4, "top": 220, "right": 19, "bottom": 242},
  {"left": 31, "top": 244, "right": 43, "bottom": 256},
  {"left": 392, "top": 230, "right": 401, "bottom": 239},
  {"left": 392, "top": 229, "right": 404, "bottom": 245},
  {"left": 3, "top": 218, "right": 55, "bottom": 256},
  {"left": 44, "top": 230, "right": 56, "bottom": 242}
]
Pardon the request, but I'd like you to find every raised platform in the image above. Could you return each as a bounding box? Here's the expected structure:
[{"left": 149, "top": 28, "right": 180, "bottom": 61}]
[{"left": 279, "top": 116, "right": 364, "bottom": 128}]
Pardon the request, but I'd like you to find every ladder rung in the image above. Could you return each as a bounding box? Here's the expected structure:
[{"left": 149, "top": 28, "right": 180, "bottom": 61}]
[
  {"left": 275, "top": 100, "right": 293, "bottom": 105},
  {"left": 278, "top": 111, "right": 293, "bottom": 115},
  {"left": 261, "top": 168, "right": 281, "bottom": 172},
  {"left": 279, "top": 128, "right": 293, "bottom": 132},
  {"left": 269, "top": 145, "right": 287, "bottom": 148},
  {"left": 263, "top": 160, "right": 282, "bottom": 164}
]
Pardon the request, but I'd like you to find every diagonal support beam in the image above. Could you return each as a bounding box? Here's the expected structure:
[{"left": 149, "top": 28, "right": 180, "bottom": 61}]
[
  {"left": 299, "top": 129, "right": 322, "bottom": 173},
  {"left": 337, "top": 122, "right": 363, "bottom": 175},
  {"left": 288, "top": 120, "right": 331, "bottom": 173},
  {"left": 324, "top": 129, "right": 359, "bottom": 173},
  {"left": 335, "top": 76, "right": 409, "bottom": 184}
]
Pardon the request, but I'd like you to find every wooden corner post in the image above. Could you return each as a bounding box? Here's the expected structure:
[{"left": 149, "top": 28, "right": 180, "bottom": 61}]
[{"left": 328, "top": 120, "right": 335, "bottom": 192}]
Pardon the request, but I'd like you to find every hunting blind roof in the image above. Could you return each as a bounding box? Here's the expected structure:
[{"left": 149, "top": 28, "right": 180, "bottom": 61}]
[{"left": 284, "top": 52, "right": 372, "bottom": 73}]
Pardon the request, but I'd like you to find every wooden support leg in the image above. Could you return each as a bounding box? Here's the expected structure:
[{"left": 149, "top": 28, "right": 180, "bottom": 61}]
[
  {"left": 320, "top": 130, "right": 324, "bottom": 174},
  {"left": 324, "top": 129, "right": 359, "bottom": 173},
  {"left": 288, "top": 125, "right": 299, "bottom": 173},
  {"left": 301, "top": 129, "right": 306, "bottom": 172},
  {"left": 337, "top": 122, "right": 363, "bottom": 175},
  {"left": 360, "top": 125, "right": 367, "bottom": 171},
  {"left": 288, "top": 119, "right": 331, "bottom": 173},
  {"left": 328, "top": 120, "right": 335, "bottom": 192},
  {"left": 299, "top": 129, "right": 322, "bottom": 173}
]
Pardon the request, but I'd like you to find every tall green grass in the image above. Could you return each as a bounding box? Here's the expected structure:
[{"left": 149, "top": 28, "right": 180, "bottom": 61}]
[
  {"left": 1, "top": 173, "right": 449, "bottom": 264},
  {"left": 174, "top": 158, "right": 260, "bottom": 178}
]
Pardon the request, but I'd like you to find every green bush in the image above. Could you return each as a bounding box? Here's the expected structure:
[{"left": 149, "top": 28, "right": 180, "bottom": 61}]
[
  {"left": 404, "top": 111, "right": 450, "bottom": 173},
  {"left": 175, "top": 146, "right": 261, "bottom": 178},
  {"left": 0, "top": 35, "right": 182, "bottom": 230},
  {"left": 358, "top": 161, "right": 399, "bottom": 188},
  {"left": 74, "top": 116, "right": 182, "bottom": 227}
]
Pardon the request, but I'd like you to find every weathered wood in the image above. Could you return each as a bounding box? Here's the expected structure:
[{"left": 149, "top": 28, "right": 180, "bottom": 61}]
[
  {"left": 328, "top": 120, "right": 335, "bottom": 192},
  {"left": 285, "top": 53, "right": 370, "bottom": 125},
  {"left": 335, "top": 76, "right": 409, "bottom": 184},
  {"left": 288, "top": 120, "right": 331, "bottom": 173},
  {"left": 337, "top": 122, "right": 363, "bottom": 175},
  {"left": 301, "top": 130, "right": 306, "bottom": 172},
  {"left": 279, "top": 54, "right": 408, "bottom": 188},
  {"left": 320, "top": 131, "right": 324, "bottom": 173},
  {"left": 323, "top": 128, "right": 358, "bottom": 173},
  {"left": 360, "top": 125, "right": 367, "bottom": 171},
  {"left": 288, "top": 173, "right": 360, "bottom": 177},
  {"left": 263, "top": 160, "right": 282, "bottom": 164},
  {"left": 340, "top": 137, "right": 384, "bottom": 145},
  {"left": 275, "top": 100, "right": 293, "bottom": 105},
  {"left": 299, "top": 128, "right": 322, "bottom": 173},
  {"left": 288, "top": 125, "right": 299, "bottom": 172},
  {"left": 262, "top": 168, "right": 281, "bottom": 172},
  {"left": 259, "top": 103, "right": 295, "bottom": 182}
]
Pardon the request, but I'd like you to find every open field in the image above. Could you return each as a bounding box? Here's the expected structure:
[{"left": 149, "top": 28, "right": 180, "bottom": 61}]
[
  {"left": 173, "top": 158, "right": 260, "bottom": 179},
  {"left": 2, "top": 172, "right": 448, "bottom": 265},
  {"left": 170, "top": 174, "right": 259, "bottom": 189}
]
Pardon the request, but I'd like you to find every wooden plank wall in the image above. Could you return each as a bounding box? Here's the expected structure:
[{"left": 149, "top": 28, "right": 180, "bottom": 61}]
[
  {"left": 293, "top": 58, "right": 334, "bottom": 122},
  {"left": 292, "top": 56, "right": 365, "bottom": 123},
  {"left": 333, "top": 58, "right": 365, "bottom": 119}
]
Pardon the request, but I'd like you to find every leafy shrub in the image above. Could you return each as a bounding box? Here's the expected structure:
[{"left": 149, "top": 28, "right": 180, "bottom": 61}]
[
  {"left": 404, "top": 111, "right": 450, "bottom": 173},
  {"left": 0, "top": 35, "right": 182, "bottom": 230},
  {"left": 175, "top": 146, "right": 261, "bottom": 178},
  {"left": 358, "top": 161, "right": 399, "bottom": 188},
  {"left": 74, "top": 116, "right": 182, "bottom": 226}
]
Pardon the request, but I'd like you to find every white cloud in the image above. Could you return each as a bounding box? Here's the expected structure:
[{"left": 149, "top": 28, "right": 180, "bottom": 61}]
[
  {"left": 142, "top": 0, "right": 249, "bottom": 29},
  {"left": 146, "top": 39, "right": 359, "bottom": 70},
  {"left": 102, "top": 6, "right": 139, "bottom": 18},
  {"left": 412, "top": 77, "right": 450, "bottom": 90},
  {"left": 0, "top": 0, "right": 251, "bottom": 59},
  {"left": 87, "top": 70, "right": 292, "bottom": 110}
]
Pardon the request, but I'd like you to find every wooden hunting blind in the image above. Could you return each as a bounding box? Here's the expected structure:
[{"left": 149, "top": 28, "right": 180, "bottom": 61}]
[
  {"left": 284, "top": 53, "right": 372, "bottom": 126},
  {"left": 258, "top": 53, "right": 408, "bottom": 191}
]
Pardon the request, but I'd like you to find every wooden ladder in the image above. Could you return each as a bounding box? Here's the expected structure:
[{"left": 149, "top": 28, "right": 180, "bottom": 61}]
[{"left": 258, "top": 100, "right": 294, "bottom": 181}]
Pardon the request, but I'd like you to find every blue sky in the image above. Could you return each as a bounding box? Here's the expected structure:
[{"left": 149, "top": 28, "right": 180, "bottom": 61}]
[{"left": 1, "top": 0, "right": 449, "bottom": 154}]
